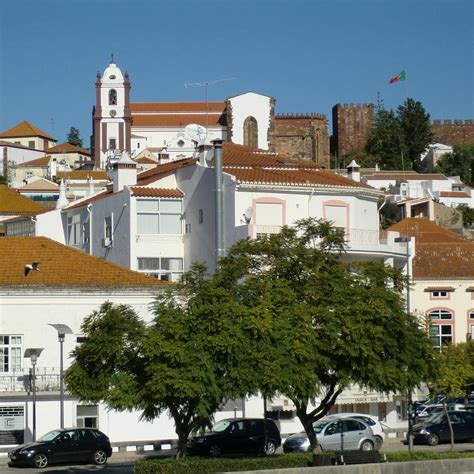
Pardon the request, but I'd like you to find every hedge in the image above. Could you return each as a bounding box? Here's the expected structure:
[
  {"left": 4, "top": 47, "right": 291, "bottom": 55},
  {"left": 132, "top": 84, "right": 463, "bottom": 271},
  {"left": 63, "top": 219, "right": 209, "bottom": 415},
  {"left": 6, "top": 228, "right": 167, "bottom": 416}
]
[{"left": 134, "top": 451, "right": 474, "bottom": 473}]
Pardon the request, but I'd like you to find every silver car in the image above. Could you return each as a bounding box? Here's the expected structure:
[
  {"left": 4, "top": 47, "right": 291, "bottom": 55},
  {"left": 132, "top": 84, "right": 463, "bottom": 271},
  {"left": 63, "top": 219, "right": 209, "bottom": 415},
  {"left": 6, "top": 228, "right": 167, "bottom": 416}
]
[{"left": 283, "top": 417, "right": 378, "bottom": 452}]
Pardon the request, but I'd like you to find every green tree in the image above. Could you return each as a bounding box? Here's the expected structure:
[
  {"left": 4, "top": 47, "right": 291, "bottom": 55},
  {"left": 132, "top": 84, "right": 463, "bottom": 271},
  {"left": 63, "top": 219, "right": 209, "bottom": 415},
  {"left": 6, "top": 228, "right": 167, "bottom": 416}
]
[
  {"left": 217, "top": 219, "right": 436, "bottom": 454},
  {"left": 431, "top": 342, "right": 474, "bottom": 450},
  {"left": 65, "top": 265, "right": 253, "bottom": 459},
  {"left": 456, "top": 204, "right": 474, "bottom": 228},
  {"left": 66, "top": 126, "right": 83, "bottom": 147},
  {"left": 434, "top": 144, "right": 474, "bottom": 186},
  {"left": 397, "top": 98, "right": 433, "bottom": 170}
]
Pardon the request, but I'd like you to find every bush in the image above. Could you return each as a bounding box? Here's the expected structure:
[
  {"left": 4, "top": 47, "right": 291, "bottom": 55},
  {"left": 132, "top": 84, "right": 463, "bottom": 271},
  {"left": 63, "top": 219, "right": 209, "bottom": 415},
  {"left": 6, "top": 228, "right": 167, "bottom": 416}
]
[
  {"left": 385, "top": 451, "right": 474, "bottom": 463},
  {"left": 134, "top": 453, "right": 312, "bottom": 474}
]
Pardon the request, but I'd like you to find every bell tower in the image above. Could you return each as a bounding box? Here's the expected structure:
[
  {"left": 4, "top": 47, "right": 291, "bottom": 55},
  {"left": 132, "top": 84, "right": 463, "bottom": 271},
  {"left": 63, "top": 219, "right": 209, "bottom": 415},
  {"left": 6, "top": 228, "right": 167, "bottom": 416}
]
[{"left": 92, "top": 59, "right": 132, "bottom": 169}]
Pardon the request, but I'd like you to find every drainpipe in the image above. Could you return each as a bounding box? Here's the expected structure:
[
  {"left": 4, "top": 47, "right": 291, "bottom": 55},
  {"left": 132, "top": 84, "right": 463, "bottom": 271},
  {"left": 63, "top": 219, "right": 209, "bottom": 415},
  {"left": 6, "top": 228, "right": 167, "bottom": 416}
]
[
  {"left": 87, "top": 204, "right": 93, "bottom": 255},
  {"left": 213, "top": 139, "right": 225, "bottom": 263}
]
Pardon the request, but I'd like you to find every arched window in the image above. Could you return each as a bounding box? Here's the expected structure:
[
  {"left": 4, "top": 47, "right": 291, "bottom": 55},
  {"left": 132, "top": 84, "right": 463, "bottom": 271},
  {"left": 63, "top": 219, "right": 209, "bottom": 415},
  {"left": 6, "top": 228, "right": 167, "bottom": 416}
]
[
  {"left": 109, "top": 89, "right": 117, "bottom": 105},
  {"left": 243, "top": 116, "right": 258, "bottom": 148},
  {"left": 428, "top": 309, "right": 453, "bottom": 350}
]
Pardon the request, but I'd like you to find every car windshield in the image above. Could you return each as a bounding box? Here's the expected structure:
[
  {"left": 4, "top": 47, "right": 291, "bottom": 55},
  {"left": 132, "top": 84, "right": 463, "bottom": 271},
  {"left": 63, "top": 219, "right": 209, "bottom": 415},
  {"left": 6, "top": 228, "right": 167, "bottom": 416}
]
[
  {"left": 312, "top": 421, "right": 329, "bottom": 434},
  {"left": 37, "top": 430, "right": 62, "bottom": 442},
  {"left": 211, "top": 420, "right": 232, "bottom": 432}
]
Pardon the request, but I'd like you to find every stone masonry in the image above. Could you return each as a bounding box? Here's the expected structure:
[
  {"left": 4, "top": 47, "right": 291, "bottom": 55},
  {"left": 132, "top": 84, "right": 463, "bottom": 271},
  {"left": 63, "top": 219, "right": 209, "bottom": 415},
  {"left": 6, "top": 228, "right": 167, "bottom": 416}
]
[{"left": 431, "top": 120, "right": 474, "bottom": 146}]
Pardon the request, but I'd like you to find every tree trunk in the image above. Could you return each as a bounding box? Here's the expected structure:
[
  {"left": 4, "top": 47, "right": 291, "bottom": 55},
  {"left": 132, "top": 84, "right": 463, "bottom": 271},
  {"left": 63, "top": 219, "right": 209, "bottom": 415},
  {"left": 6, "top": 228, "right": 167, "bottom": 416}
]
[
  {"left": 300, "top": 416, "right": 322, "bottom": 455},
  {"left": 443, "top": 402, "right": 454, "bottom": 452},
  {"left": 176, "top": 428, "right": 190, "bottom": 460}
]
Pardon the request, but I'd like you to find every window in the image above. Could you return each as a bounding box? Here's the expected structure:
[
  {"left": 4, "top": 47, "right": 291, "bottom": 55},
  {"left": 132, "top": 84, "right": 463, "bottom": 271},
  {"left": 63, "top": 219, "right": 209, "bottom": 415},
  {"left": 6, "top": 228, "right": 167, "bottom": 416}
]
[
  {"left": 470, "top": 311, "right": 474, "bottom": 320},
  {"left": 67, "top": 215, "right": 81, "bottom": 246},
  {"left": 185, "top": 223, "right": 192, "bottom": 234},
  {"left": 0, "top": 336, "right": 22, "bottom": 372},
  {"left": 104, "top": 216, "right": 113, "bottom": 242},
  {"left": 431, "top": 290, "right": 449, "bottom": 298},
  {"left": 136, "top": 199, "right": 182, "bottom": 235},
  {"left": 199, "top": 209, "right": 204, "bottom": 224},
  {"left": 28, "top": 141, "right": 35, "bottom": 149},
  {"left": 109, "top": 89, "right": 117, "bottom": 105},
  {"left": 25, "top": 171, "right": 33, "bottom": 180},
  {"left": 82, "top": 221, "right": 90, "bottom": 244},
  {"left": 137, "top": 257, "right": 183, "bottom": 281},
  {"left": 109, "top": 138, "right": 116, "bottom": 150},
  {"left": 429, "top": 310, "right": 453, "bottom": 350},
  {"left": 243, "top": 116, "right": 258, "bottom": 148},
  {"left": 76, "top": 405, "right": 98, "bottom": 428}
]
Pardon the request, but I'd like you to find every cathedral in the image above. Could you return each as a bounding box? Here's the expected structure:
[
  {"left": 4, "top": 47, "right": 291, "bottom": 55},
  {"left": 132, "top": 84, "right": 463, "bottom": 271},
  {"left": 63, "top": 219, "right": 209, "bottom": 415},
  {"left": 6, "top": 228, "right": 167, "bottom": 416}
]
[{"left": 92, "top": 60, "right": 330, "bottom": 169}]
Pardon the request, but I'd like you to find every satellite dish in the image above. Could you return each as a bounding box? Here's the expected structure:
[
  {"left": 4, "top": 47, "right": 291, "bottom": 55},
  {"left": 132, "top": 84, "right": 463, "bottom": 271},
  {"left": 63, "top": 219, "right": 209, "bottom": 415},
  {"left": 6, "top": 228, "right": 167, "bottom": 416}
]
[
  {"left": 185, "top": 124, "right": 208, "bottom": 144},
  {"left": 243, "top": 207, "right": 254, "bottom": 224}
]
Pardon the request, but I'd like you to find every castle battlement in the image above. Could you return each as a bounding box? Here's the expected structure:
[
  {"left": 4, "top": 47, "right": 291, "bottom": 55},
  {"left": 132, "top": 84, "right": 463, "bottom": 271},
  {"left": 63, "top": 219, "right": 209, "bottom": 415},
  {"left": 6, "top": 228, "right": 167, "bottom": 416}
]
[
  {"left": 276, "top": 112, "right": 326, "bottom": 120},
  {"left": 339, "top": 103, "right": 373, "bottom": 109},
  {"left": 432, "top": 119, "right": 474, "bottom": 126}
]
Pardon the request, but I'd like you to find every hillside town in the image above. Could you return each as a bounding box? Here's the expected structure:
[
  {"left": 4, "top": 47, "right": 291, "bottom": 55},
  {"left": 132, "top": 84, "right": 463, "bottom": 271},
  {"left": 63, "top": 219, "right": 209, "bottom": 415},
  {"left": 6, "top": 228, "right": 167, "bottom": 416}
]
[{"left": 1, "top": 55, "right": 474, "bottom": 471}]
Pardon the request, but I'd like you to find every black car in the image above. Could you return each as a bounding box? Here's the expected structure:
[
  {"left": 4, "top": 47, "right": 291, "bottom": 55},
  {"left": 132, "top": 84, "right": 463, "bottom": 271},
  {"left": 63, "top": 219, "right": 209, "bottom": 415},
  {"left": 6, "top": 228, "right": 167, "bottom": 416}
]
[
  {"left": 8, "top": 428, "right": 112, "bottom": 469},
  {"left": 412, "top": 410, "right": 474, "bottom": 446},
  {"left": 187, "top": 418, "right": 281, "bottom": 456}
]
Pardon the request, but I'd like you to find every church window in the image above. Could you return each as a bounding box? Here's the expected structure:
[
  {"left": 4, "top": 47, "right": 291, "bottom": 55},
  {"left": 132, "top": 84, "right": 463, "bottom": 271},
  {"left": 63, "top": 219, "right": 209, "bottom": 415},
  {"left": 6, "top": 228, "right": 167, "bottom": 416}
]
[
  {"left": 109, "top": 89, "right": 117, "bottom": 105},
  {"left": 109, "top": 138, "right": 116, "bottom": 150},
  {"left": 243, "top": 116, "right": 258, "bottom": 148}
]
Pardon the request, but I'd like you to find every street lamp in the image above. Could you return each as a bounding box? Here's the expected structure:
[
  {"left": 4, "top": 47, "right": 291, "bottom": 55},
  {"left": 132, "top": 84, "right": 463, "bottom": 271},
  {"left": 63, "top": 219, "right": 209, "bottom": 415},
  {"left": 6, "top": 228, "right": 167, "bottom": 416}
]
[
  {"left": 24, "top": 348, "right": 44, "bottom": 441},
  {"left": 395, "top": 235, "right": 414, "bottom": 451},
  {"left": 48, "top": 324, "right": 73, "bottom": 429}
]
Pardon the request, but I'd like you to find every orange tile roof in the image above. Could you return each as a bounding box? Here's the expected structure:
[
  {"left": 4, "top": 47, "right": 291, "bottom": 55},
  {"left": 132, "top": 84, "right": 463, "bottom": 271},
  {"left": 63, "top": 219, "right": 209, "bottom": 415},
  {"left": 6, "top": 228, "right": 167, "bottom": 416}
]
[
  {"left": 0, "top": 185, "right": 45, "bottom": 213},
  {"left": 132, "top": 114, "right": 226, "bottom": 127},
  {"left": 413, "top": 242, "right": 474, "bottom": 280},
  {"left": 387, "top": 218, "right": 465, "bottom": 243},
  {"left": 364, "top": 172, "right": 448, "bottom": 181},
  {"left": 131, "top": 102, "right": 226, "bottom": 113},
  {"left": 46, "top": 142, "right": 91, "bottom": 155},
  {"left": 439, "top": 191, "right": 471, "bottom": 198},
  {"left": 130, "top": 187, "right": 183, "bottom": 198},
  {"left": 15, "top": 179, "right": 58, "bottom": 191},
  {"left": 135, "top": 157, "right": 158, "bottom": 164},
  {"left": 57, "top": 170, "right": 108, "bottom": 180},
  {"left": 0, "top": 140, "right": 32, "bottom": 150},
  {"left": 0, "top": 237, "right": 165, "bottom": 288},
  {"left": 0, "top": 121, "right": 54, "bottom": 140},
  {"left": 137, "top": 158, "right": 197, "bottom": 185},
  {"left": 66, "top": 190, "right": 113, "bottom": 210},
  {"left": 16, "top": 156, "right": 50, "bottom": 167}
]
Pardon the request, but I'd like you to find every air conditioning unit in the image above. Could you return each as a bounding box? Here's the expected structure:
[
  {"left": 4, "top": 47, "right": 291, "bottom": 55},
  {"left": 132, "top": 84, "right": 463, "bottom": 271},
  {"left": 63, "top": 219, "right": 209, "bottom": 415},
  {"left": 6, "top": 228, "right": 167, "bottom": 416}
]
[{"left": 102, "top": 237, "right": 112, "bottom": 248}]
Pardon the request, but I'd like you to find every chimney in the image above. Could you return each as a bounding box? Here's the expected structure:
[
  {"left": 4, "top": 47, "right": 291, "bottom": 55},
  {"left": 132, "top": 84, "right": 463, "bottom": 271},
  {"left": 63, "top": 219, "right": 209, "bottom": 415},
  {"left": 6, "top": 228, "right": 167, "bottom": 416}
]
[
  {"left": 213, "top": 139, "right": 225, "bottom": 263},
  {"left": 56, "top": 179, "right": 68, "bottom": 209},
  {"left": 198, "top": 143, "right": 213, "bottom": 167},
  {"left": 111, "top": 151, "right": 137, "bottom": 193},
  {"left": 347, "top": 160, "right": 361, "bottom": 182},
  {"left": 88, "top": 176, "right": 95, "bottom": 195}
]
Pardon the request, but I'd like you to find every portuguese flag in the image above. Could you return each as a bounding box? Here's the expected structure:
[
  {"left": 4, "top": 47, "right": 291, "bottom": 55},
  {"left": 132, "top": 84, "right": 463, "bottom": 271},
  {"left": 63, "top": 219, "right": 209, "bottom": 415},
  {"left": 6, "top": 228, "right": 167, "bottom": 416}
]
[{"left": 389, "top": 70, "right": 406, "bottom": 84}]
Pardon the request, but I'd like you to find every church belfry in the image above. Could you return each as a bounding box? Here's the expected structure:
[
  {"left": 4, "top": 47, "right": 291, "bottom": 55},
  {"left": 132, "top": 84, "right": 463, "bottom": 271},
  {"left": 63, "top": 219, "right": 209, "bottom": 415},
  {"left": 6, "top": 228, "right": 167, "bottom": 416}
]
[{"left": 92, "top": 60, "right": 132, "bottom": 169}]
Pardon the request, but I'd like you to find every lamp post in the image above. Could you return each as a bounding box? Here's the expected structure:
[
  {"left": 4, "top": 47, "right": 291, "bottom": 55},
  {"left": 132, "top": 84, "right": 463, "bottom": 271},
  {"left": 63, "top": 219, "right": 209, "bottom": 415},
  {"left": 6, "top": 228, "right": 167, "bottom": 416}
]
[
  {"left": 395, "top": 235, "right": 413, "bottom": 451},
  {"left": 48, "top": 324, "right": 73, "bottom": 429},
  {"left": 24, "top": 348, "right": 44, "bottom": 441}
]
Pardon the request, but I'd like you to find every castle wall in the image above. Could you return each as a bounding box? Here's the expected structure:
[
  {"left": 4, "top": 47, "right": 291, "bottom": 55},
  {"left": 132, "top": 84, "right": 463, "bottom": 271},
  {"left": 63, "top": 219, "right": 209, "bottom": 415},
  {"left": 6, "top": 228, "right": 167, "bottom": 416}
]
[
  {"left": 431, "top": 120, "right": 474, "bottom": 146},
  {"left": 273, "top": 114, "right": 329, "bottom": 168}
]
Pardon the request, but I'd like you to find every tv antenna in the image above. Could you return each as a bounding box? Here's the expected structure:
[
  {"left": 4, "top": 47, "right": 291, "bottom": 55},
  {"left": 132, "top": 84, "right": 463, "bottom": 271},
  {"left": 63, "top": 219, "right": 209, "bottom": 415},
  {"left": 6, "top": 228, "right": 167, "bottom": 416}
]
[{"left": 184, "top": 77, "right": 236, "bottom": 137}]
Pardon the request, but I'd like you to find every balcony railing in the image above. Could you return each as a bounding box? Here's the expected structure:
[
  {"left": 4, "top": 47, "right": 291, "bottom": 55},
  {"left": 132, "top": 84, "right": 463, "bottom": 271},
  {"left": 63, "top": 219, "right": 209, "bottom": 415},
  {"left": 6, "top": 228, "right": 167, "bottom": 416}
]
[{"left": 0, "top": 368, "right": 60, "bottom": 393}]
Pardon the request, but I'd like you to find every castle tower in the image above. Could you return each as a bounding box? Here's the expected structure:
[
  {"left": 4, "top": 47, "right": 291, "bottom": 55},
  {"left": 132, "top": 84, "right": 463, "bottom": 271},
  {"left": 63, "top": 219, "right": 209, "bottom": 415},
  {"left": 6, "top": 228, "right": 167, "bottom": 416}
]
[{"left": 92, "top": 60, "right": 132, "bottom": 169}]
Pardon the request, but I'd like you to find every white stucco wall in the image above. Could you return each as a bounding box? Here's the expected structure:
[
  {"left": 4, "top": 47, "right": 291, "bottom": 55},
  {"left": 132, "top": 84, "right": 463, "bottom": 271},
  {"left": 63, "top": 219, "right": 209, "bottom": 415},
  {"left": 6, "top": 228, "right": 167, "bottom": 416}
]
[
  {"left": 228, "top": 92, "right": 272, "bottom": 150},
  {"left": 35, "top": 209, "right": 66, "bottom": 244}
]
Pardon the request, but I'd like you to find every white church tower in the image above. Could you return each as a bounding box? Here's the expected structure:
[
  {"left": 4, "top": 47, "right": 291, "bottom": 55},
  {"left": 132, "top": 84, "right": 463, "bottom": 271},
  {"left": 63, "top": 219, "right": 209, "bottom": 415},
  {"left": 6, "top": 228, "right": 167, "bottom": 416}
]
[{"left": 92, "top": 59, "right": 132, "bottom": 169}]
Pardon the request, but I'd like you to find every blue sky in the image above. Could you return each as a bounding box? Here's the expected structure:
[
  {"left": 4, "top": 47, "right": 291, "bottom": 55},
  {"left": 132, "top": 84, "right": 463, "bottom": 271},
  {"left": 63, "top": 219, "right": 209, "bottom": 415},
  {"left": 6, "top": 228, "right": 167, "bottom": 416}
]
[{"left": 0, "top": 0, "right": 472, "bottom": 147}]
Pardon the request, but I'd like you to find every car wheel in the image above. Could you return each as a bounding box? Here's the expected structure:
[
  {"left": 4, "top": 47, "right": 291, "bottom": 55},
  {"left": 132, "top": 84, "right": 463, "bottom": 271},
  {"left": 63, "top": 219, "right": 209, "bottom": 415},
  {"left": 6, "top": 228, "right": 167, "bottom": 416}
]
[
  {"left": 360, "top": 440, "right": 374, "bottom": 451},
  {"left": 427, "top": 433, "right": 439, "bottom": 446},
  {"left": 375, "top": 435, "right": 383, "bottom": 448},
  {"left": 209, "top": 444, "right": 221, "bottom": 457},
  {"left": 263, "top": 440, "right": 277, "bottom": 455},
  {"left": 33, "top": 453, "right": 48, "bottom": 469},
  {"left": 93, "top": 449, "right": 108, "bottom": 465}
]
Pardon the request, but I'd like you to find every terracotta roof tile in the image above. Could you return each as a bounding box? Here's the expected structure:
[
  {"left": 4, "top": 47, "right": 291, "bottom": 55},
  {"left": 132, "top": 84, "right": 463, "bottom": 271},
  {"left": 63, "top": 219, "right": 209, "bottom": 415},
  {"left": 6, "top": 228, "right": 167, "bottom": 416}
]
[
  {"left": 439, "top": 191, "right": 471, "bottom": 198},
  {"left": 16, "top": 156, "right": 50, "bottom": 167},
  {"left": 0, "top": 121, "right": 54, "bottom": 140},
  {"left": 66, "top": 190, "right": 114, "bottom": 210},
  {"left": 46, "top": 142, "right": 91, "bottom": 155},
  {"left": 137, "top": 158, "right": 197, "bottom": 185},
  {"left": 132, "top": 114, "right": 226, "bottom": 127},
  {"left": 130, "top": 187, "right": 184, "bottom": 198},
  {"left": 131, "top": 102, "right": 226, "bottom": 113},
  {"left": 0, "top": 185, "right": 45, "bottom": 213},
  {"left": 0, "top": 237, "right": 165, "bottom": 288},
  {"left": 387, "top": 218, "right": 465, "bottom": 243},
  {"left": 0, "top": 140, "right": 33, "bottom": 150},
  {"left": 364, "top": 172, "right": 448, "bottom": 181},
  {"left": 15, "top": 179, "right": 58, "bottom": 191},
  {"left": 57, "top": 170, "right": 108, "bottom": 180},
  {"left": 134, "top": 157, "right": 158, "bottom": 164}
]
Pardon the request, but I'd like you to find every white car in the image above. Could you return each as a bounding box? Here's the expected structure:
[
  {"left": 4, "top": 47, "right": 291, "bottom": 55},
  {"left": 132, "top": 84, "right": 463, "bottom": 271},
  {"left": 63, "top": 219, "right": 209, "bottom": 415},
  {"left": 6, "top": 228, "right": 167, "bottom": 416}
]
[{"left": 325, "top": 413, "right": 385, "bottom": 447}]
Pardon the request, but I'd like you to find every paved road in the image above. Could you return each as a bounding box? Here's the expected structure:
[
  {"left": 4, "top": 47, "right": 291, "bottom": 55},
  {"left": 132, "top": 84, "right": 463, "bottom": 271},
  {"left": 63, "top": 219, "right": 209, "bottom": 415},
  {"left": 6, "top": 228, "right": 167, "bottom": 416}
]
[{"left": 0, "top": 462, "right": 134, "bottom": 473}]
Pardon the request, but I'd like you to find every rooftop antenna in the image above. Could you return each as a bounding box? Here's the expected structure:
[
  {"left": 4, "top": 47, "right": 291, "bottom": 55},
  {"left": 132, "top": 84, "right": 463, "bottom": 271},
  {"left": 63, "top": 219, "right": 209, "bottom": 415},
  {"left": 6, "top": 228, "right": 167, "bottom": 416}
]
[
  {"left": 111, "top": 52, "right": 114, "bottom": 63},
  {"left": 185, "top": 78, "right": 236, "bottom": 139}
]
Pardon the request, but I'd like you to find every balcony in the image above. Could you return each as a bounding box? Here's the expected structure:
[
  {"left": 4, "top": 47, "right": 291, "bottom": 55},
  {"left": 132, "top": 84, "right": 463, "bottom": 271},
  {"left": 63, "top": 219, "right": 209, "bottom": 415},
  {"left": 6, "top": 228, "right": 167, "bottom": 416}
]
[{"left": 0, "top": 368, "right": 60, "bottom": 393}]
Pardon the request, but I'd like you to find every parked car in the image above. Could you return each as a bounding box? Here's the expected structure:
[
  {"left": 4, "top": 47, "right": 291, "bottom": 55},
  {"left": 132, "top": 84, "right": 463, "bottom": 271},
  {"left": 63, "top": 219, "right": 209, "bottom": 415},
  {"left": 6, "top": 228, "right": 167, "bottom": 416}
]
[
  {"left": 187, "top": 418, "right": 281, "bottom": 456},
  {"left": 412, "top": 410, "right": 474, "bottom": 446},
  {"left": 325, "top": 413, "right": 385, "bottom": 447},
  {"left": 415, "top": 404, "right": 444, "bottom": 420},
  {"left": 283, "top": 417, "right": 379, "bottom": 453},
  {"left": 8, "top": 428, "right": 112, "bottom": 469}
]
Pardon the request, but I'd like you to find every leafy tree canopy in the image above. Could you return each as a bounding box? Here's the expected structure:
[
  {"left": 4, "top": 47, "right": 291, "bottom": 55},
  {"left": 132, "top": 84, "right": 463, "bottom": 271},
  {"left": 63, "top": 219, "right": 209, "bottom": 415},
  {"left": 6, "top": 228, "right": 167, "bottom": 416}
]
[
  {"left": 216, "top": 219, "right": 436, "bottom": 453},
  {"left": 434, "top": 144, "right": 474, "bottom": 186},
  {"left": 66, "top": 126, "right": 83, "bottom": 147},
  {"left": 366, "top": 98, "right": 433, "bottom": 171}
]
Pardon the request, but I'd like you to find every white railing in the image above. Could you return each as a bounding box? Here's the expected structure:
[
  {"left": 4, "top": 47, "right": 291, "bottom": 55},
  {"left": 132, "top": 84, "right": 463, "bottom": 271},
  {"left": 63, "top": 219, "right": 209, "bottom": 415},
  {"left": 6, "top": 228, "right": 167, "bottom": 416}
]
[{"left": 0, "top": 368, "right": 60, "bottom": 393}]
